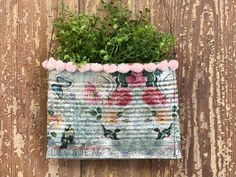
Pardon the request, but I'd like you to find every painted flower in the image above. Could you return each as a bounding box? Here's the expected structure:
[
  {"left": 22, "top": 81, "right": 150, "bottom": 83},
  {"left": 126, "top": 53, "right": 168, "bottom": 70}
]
[
  {"left": 142, "top": 87, "right": 167, "bottom": 105},
  {"left": 48, "top": 114, "right": 64, "bottom": 129},
  {"left": 108, "top": 87, "right": 132, "bottom": 106},
  {"left": 155, "top": 111, "right": 169, "bottom": 125},
  {"left": 103, "top": 110, "right": 119, "bottom": 124},
  {"left": 93, "top": 73, "right": 117, "bottom": 99},
  {"left": 126, "top": 72, "right": 146, "bottom": 87},
  {"left": 83, "top": 82, "right": 101, "bottom": 104}
]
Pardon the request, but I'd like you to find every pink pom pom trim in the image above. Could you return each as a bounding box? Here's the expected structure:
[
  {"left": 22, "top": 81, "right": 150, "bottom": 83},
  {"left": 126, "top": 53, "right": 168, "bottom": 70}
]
[
  {"left": 143, "top": 63, "right": 157, "bottom": 72},
  {"left": 156, "top": 60, "right": 168, "bottom": 71},
  {"left": 130, "top": 63, "right": 144, "bottom": 73},
  {"left": 55, "top": 60, "right": 66, "bottom": 72},
  {"left": 66, "top": 62, "right": 77, "bottom": 72},
  {"left": 117, "top": 64, "right": 130, "bottom": 73},
  {"left": 78, "top": 64, "right": 91, "bottom": 72},
  {"left": 42, "top": 60, "right": 48, "bottom": 69},
  {"left": 42, "top": 58, "right": 179, "bottom": 73},
  {"left": 90, "top": 63, "right": 103, "bottom": 72},
  {"left": 103, "top": 64, "right": 118, "bottom": 73},
  {"left": 46, "top": 57, "right": 57, "bottom": 71},
  {"left": 168, "top": 60, "right": 179, "bottom": 70}
]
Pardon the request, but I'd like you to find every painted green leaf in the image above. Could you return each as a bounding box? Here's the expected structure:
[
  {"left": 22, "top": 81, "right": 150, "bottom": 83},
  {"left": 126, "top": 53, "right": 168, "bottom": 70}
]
[
  {"left": 151, "top": 111, "right": 156, "bottom": 116},
  {"left": 48, "top": 110, "right": 54, "bottom": 116},
  {"left": 154, "top": 70, "right": 162, "bottom": 76},
  {"left": 177, "top": 109, "right": 180, "bottom": 115},
  {"left": 172, "top": 113, "right": 177, "bottom": 118},
  {"left": 50, "top": 132, "right": 57, "bottom": 137},
  {"left": 96, "top": 115, "right": 102, "bottom": 120},
  {"left": 172, "top": 105, "right": 177, "bottom": 112},
  {"left": 97, "top": 107, "right": 102, "bottom": 113},
  {"left": 117, "top": 112, "right": 122, "bottom": 117},
  {"left": 89, "top": 110, "right": 97, "bottom": 116}
]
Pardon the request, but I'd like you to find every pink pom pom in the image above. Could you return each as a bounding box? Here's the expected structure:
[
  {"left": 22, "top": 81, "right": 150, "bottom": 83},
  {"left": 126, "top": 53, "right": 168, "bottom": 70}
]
[
  {"left": 130, "top": 63, "right": 144, "bottom": 73},
  {"left": 46, "top": 57, "right": 57, "bottom": 71},
  {"left": 42, "top": 60, "right": 48, "bottom": 69},
  {"left": 90, "top": 63, "right": 103, "bottom": 72},
  {"left": 168, "top": 60, "right": 179, "bottom": 70},
  {"left": 143, "top": 63, "right": 157, "bottom": 72},
  {"left": 156, "top": 60, "right": 168, "bottom": 71},
  {"left": 103, "top": 64, "right": 118, "bottom": 73},
  {"left": 117, "top": 64, "right": 130, "bottom": 73},
  {"left": 55, "top": 60, "right": 66, "bottom": 72},
  {"left": 65, "top": 62, "right": 77, "bottom": 72},
  {"left": 78, "top": 63, "right": 91, "bottom": 72}
]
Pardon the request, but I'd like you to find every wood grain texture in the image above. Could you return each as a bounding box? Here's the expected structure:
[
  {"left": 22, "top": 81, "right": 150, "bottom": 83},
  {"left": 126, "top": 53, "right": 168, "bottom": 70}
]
[{"left": 0, "top": 0, "right": 235, "bottom": 177}]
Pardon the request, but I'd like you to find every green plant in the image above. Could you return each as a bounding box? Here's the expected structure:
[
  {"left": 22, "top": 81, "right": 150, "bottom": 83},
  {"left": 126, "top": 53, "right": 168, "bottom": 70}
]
[{"left": 54, "top": 0, "right": 175, "bottom": 64}]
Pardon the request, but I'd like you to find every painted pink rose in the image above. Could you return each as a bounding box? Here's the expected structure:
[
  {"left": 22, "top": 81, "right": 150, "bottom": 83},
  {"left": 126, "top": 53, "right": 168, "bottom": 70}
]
[
  {"left": 108, "top": 87, "right": 132, "bottom": 106},
  {"left": 84, "top": 83, "right": 101, "bottom": 104},
  {"left": 142, "top": 87, "right": 167, "bottom": 105},
  {"left": 127, "top": 72, "right": 146, "bottom": 87}
]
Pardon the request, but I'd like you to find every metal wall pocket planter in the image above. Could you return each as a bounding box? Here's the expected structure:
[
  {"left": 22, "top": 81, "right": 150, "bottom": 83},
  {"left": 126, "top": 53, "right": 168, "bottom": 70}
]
[{"left": 44, "top": 59, "right": 182, "bottom": 159}]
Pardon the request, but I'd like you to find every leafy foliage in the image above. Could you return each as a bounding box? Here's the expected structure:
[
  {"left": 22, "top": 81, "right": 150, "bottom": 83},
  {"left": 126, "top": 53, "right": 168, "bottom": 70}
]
[{"left": 54, "top": 0, "right": 175, "bottom": 64}]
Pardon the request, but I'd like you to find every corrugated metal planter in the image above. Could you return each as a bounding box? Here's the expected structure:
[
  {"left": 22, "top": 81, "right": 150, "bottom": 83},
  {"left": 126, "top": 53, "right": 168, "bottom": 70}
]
[{"left": 46, "top": 67, "right": 181, "bottom": 159}]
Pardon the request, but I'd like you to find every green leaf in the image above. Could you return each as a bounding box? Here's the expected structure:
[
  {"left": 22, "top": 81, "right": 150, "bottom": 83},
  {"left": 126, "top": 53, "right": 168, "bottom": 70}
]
[
  {"left": 48, "top": 110, "right": 54, "bottom": 116},
  {"left": 151, "top": 111, "right": 156, "bottom": 116},
  {"left": 50, "top": 132, "right": 57, "bottom": 137},
  {"left": 100, "top": 50, "right": 107, "bottom": 55},
  {"left": 89, "top": 110, "right": 97, "bottom": 116},
  {"left": 154, "top": 70, "right": 162, "bottom": 76},
  {"left": 177, "top": 109, "right": 180, "bottom": 115},
  {"left": 172, "top": 105, "right": 177, "bottom": 112},
  {"left": 113, "top": 24, "right": 118, "bottom": 29},
  {"left": 117, "top": 112, "right": 122, "bottom": 117},
  {"left": 96, "top": 107, "right": 102, "bottom": 113},
  {"left": 96, "top": 115, "right": 102, "bottom": 120},
  {"left": 172, "top": 113, "right": 177, "bottom": 118},
  {"left": 103, "top": 54, "right": 110, "bottom": 61}
]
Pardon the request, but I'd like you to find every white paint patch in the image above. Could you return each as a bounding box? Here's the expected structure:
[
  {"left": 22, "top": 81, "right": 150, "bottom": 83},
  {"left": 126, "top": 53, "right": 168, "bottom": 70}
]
[
  {"left": 13, "top": 120, "right": 25, "bottom": 157},
  {"left": 45, "top": 159, "right": 59, "bottom": 177}
]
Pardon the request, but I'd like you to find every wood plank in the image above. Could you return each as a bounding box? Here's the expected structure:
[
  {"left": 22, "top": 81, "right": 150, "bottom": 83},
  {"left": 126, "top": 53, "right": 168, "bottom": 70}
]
[{"left": 151, "top": 0, "right": 236, "bottom": 176}]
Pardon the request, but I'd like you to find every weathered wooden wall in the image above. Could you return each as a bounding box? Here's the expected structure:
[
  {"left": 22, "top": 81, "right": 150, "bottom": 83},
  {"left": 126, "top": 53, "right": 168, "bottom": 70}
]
[{"left": 0, "top": 0, "right": 235, "bottom": 176}]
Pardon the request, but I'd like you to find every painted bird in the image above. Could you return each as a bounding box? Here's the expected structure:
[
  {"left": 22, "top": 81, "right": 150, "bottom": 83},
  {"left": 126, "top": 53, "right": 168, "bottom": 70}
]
[
  {"left": 60, "top": 125, "right": 75, "bottom": 149},
  {"left": 154, "top": 123, "right": 173, "bottom": 140},
  {"left": 102, "top": 124, "right": 121, "bottom": 140}
]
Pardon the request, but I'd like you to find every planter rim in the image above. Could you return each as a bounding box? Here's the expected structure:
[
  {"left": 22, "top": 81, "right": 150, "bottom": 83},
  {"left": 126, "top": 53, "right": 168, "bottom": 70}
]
[{"left": 42, "top": 57, "right": 179, "bottom": 73}]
